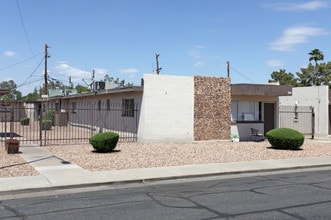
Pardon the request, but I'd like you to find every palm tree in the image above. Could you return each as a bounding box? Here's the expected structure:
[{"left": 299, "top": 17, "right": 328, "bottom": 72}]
[{"left": 308, "top": 49, "right": 324, "bottom": 85}]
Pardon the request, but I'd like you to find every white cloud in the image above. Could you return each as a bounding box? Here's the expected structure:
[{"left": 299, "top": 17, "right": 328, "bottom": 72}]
[
  {"left": 56, "top": 62, "right": 91, "bottom": 79},
  {"left": 190, "top": 46, "right": 207, "bottom": 68},
  {"left": 266, "top": 59, "right": 284, "bottom": 67},
  {"left": 189, "top": 49, "right": 202, "bottom": 59},
  {"left": 270, "top": 26, "right": 329, "bottom": 51},
  {"left": 189, "top": 49, "right": 208, "bottom": 59},
  {"left": 118, "top": 68, "right": 138, "bottom": 74},
  {"left": 93, "top": 68, "right": 108, "bottom": 76},
  {"left": 117, "top": 68, "right": 138, "bottom": 78},
  {"left": 55, "top": 62, "right": 109, "bottom": 81},
  {"left": 193, "top": 61, "right": 205, "bottom": 67},
  {"left": 3, "top": 51, "right": 16, "bottom": 57},
  {"left": 264, "top": 1, "right": 329, "bottom": 11}
]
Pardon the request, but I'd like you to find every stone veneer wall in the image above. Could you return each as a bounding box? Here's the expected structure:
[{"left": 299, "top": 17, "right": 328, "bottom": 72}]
[{"left": 194, "top": 76, "right": 231, "bottom": 140}]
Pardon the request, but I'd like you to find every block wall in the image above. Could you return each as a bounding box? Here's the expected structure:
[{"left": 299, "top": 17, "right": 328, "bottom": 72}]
[
  {"left": 194, "top": 76, "right": 231, "bottom": 140},
  {"left": 137, "top": 74, "right": 194, "bottom": 143}
]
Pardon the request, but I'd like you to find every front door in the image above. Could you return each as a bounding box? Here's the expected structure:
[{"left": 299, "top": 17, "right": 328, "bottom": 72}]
[{"left": 264, "top": 103, "right": 275, "bottom": 135}]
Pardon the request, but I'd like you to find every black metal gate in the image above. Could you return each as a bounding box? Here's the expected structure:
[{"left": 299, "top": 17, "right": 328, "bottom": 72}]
[
  {"left": 278, "top": 105, "right": 315, "bottom": 139},
  {"left": 0, "top": 101, "right": 139, "bottom": 146}
]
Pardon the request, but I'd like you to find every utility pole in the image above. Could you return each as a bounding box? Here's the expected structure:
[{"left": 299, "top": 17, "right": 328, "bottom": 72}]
[
  {"left": 91, "top": 69, "right": 95, "bottom": 91},
  {"left": 44, "top": 44, "right": 49, "bottom": 95},
  {"left": 155, "top": 53, "right": 162, "bottom": 74},
  {"left": 69, "top": 76, "right": 73, "bottom": 89},
  {"left": 226, "top": 61, "right": 230, "bottom": 78}
]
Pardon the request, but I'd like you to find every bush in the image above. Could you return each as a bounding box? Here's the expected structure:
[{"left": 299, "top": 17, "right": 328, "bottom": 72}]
[
  {"left": 41, "top": 119, "right": 52, "bottom": 130},
  {"left": 89, "top": 132, "right": 119, "bottom": 152},
  {"left": 266, "top": 128, "right": 304, "bottom": 150},
  {"left": 20, "top": 117, "right": 30, "bottom": 125},
  {"left": 44, "top": 109, "right": 55, "bottom": 125}
]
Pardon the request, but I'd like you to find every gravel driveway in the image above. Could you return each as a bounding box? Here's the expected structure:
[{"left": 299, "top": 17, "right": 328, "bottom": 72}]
[{"left": 1, "top": 139, "right": 330, "bottom": 178}]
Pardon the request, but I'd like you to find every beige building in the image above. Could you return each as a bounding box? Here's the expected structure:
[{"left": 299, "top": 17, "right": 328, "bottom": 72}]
[{"left": 3, "top": 77, "right": 330, "bottom": 143}]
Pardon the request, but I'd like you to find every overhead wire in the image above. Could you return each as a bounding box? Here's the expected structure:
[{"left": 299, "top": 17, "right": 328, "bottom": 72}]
[
  {"left": 0, "top": 52, "right": 43, "bottom": 71},
  {"left": 230, "top": 66, "right": 255, "bottom": 83},
  {"left": 17, "top": 56, "right": 45, "bottom": 89},
  {"left": 15, "top": 0, "right": 35, "bottom": 57}
]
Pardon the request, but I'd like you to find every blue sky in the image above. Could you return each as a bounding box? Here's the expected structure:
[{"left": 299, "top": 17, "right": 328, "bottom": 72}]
[{"left": 0, "top": 0, "right": 330, "bottom": 95}]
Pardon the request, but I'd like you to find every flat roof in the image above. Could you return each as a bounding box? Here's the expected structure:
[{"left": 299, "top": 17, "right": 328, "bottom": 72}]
[
  {"left": 41, "top": 86, "right": 143, "bottom": 101},
  {"left": 231, "top": 84, "right": 293, "bottom": 97}
]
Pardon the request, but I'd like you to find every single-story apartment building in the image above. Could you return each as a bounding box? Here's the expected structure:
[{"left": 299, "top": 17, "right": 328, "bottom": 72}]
[
  {"left": 42, "top": 74, "right": 231, "bottom": 143},
  {"left": 3, "top": 74, "right": 330, "bottom": 143}
]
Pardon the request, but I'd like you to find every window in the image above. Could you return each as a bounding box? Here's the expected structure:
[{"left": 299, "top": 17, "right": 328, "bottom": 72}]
[
  {"left": 231, "top": 101, "right": 261, "bottom": 122},
  {"left": 106, "top": 99, "right": 110, "bottom": 111},
  {"left": 0, "top": 105, "right": 12, "bottom": 112},
  {"left": 97, "top": 100, "right": 101, "bottom": 111},
  {"left": 122, "top": 99, "right": 134, "bottom": 117},
  {"left": 71, "top": 102, "right": 76, "bottom": 113},
  {"left": 55, "top": 102, "right": 60, "bottom": 112}
]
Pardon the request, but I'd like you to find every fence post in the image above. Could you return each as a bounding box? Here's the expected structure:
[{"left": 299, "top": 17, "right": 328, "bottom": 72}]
[
  {"left": 10, "top": 106, "right": 14, "bottom": 139},
  {"left": 3, "top": 101, "right": 7, "bottom": 143},
  {"left": 91, "top": 102, "right": 94, "bottom": 137},
  {"left": 135, "top": 102, "right": 139, "bottom": 141},
  {"left": 43, "top": 104, "right": 48, "bottom": 146},
  {"left": 39, "top": 104, "right": 43, "bottom": 146},
  {"left": 311, "top": 107, "right": 315, "bottom": 139}
]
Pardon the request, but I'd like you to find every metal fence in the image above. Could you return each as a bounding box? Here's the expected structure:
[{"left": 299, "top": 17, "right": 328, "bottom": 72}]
[
  {"left": 0, "top": 101, "right": 139, "bottom": 146},
  {"left": 278, "top": 105, "right": 315, "bottom": 139}
]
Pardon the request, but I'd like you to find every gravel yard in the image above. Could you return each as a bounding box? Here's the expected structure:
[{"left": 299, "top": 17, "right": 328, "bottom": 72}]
[
  {"left": 1, "top": 139, "right": 330, "bottom": 178},
  {"left": 0, "top": 149, "right": 40, "bottom": 178}
]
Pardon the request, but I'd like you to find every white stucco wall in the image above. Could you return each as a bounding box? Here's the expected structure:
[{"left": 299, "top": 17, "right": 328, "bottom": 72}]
[
  {"left": 23, "top": 102, "right": 39, "bottom": 122},
  {"left": 138, "top": 74, "right": 194, "bottom": 143},
  {"left": 278, "top": 86, "right": 329, "bottom": 137}
]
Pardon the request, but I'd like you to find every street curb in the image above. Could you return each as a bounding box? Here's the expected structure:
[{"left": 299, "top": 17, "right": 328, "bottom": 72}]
[{"left": 1, "top": 164, "right": 330, "bottom": 196}]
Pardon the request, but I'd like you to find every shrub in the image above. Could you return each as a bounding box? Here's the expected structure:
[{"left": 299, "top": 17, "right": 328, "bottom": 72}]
[
  {"left": 89, "top": 132, "right": 119, "bottom": 152},
  {"left": 41, "top": 119, "right": 52, "bottom": 130},
  {"left": 20, "top": 117, "right": 30, "bottom": 125},
  {"left": 44, "top": 109, "right": 55, "bottom": 125},
  {"left": 266, "top": 128, "right": 304, "bottom": 150}
]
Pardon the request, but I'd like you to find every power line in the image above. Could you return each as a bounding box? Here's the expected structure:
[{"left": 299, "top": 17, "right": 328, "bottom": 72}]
[
  {"left": 0, "top": 52, "right": 43, "bottom": 71},
  {"left": 18, "top": 77, "right": 44, "bottom": 88},
  {"left": 15, "top": 0, "right": 35, "bottom": 57},
  {"left": 230, "top": 67, "right": 255, "bottom": 83},
  {"left": 17, "top": 56, "right": 45, "bottom": 89}
]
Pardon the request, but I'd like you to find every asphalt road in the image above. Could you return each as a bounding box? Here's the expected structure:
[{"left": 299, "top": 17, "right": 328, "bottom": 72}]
[{"left": 1, "top": 168, "right": 331, "bottom": 220}]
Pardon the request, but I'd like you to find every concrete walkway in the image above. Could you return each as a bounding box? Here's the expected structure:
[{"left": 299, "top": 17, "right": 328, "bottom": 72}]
[{"left": 1, "top": 144, "right": 331, "bottom": 193}]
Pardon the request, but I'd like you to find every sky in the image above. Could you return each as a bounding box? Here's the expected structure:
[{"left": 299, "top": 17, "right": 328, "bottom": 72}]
[{"left": 0, "top": 0, "right": 330, "bottom": 95}]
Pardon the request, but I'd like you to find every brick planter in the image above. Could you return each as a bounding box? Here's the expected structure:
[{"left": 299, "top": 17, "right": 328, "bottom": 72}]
[{"left": 6, "top": 139, "right": 20, "bottom": 154}]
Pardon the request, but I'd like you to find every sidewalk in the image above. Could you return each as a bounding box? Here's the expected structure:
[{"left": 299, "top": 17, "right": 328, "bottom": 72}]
[{"left": 1, "top": 144, "right": 331, "bottom": 193}]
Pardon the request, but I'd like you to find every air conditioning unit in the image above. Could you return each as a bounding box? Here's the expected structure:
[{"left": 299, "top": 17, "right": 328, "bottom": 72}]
[{"left": 94, "top": 81, "right": 105, "bottom": 91}]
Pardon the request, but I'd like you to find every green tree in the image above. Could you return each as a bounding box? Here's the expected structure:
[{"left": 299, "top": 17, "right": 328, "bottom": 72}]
[
  {"left": 104, "top": 75, "right": 133, "bottom": 87},
  {"left": 297, "top": 62, "right": 331, "bottom": 87},
  {"left": 308, "top": 49, "right": 324, "bottom": 85},
  {"left": 318, "top": 61, "right": 331, "bottom": 86},
  {"left": 48, "top": 79, "right": 64, "bottom": 89},
  {"left": 75, "top": 84, "right": 90, "bottom": 93},
  {"left": 23, "top": 87, "right": 39, "bottom": 102},
  {"left": 269, "top": 49, "right": 330, "bottom": 87},
  {"left": 296, "top": 64, "right": 315, "bottom": 87},
  {"left": 269, "top": 69, "right": 298, "bottom": 86},
  {"left": 40, "top": 78, "right": 76, "bottom": 95},
  {"left": 0, "top": 80, "right": 22, "bottom": 100}
]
